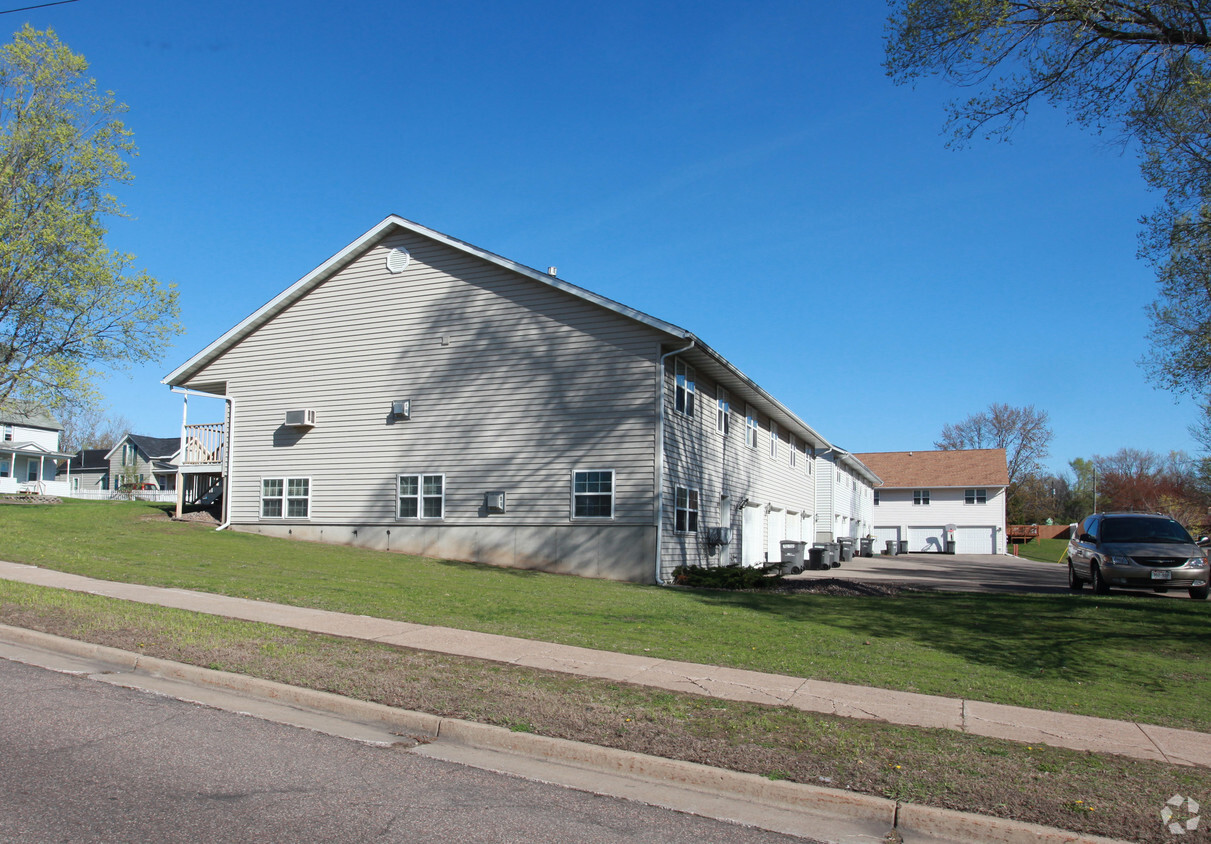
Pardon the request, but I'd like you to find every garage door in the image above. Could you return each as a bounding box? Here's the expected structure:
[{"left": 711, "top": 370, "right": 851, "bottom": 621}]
[
  {"left": 955, "top": 526, "right": 996, "bottom": 554},
  {"left": 907, "top": 526, "right": 945, "bottom": 552},
  {"left": 873, "top": 526, "right": 900, "bottom": 551},
  {"left": 766, "top": 509, "right": 785, "bottom": 564}
]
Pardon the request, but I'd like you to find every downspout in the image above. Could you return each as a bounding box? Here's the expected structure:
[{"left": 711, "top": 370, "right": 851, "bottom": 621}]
[{"left": 655, "top": 338, "right": 695, "bottom": 585}]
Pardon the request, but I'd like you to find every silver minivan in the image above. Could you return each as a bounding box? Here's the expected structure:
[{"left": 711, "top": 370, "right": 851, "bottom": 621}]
[{"left": 1067, "top": 513, "right": 1209, "bottom": 599}]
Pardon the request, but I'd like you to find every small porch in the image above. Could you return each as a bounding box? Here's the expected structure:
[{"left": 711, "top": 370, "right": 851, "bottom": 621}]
[
  {"left": 1, "top": 444, "right": 71, "bottom": 497},
  {"left": 177, "top": 422, "right": 226, "bottom": 515}
]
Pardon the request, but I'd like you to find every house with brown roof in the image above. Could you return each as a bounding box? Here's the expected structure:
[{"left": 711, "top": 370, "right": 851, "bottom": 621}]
[{"left": 853, "top": 449, "right": 1009, "bottom": 555}]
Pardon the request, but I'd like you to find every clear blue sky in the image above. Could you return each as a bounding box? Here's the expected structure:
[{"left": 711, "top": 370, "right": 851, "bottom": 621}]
[{"left": 17, "top": 0, "right": 1198, "bottom": 475}]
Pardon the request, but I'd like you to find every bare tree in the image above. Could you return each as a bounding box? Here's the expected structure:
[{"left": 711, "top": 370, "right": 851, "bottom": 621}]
[
  {"left": 56, "top": 404, "right": 131, "bottom": 453},
  {"left": 935, "top": 403, "right": 1053, "bottom": 487}
]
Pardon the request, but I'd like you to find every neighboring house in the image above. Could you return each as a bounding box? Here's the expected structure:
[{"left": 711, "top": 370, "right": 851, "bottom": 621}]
[
  {"left": 814, "top": 446, "right": 877, "bottom": 542},
  {"left": 59, "top": 449, "right": 111, "bottom": 494},
  {"left": 105, "top": 434, "right": 180, "bottom": 491},
  {"left": 854, "top": 449, "right": 1009, "bottom": 555},
  {"left": 163, "top": 215, "right": 879, "bottom": 583},
  {"left": 0, "top": 401, "right": 72, "bottom": 496}
]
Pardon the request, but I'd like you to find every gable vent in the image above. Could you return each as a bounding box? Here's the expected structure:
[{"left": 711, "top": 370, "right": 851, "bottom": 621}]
[{"left": 386, "top": 248, "right": 412, "bottom": 274}]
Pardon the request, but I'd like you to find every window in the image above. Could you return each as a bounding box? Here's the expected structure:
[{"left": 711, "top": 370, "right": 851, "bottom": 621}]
[
  {"left": 674, "top": 359, "right": 695, "bottom": 417},
  {"left": 913, "top": 489, "right": 930, "bottom": 506},
  {"left": 262, "top": 477, "right": 310, "bottom": 518},
  {"left": 674, "top": 487, "right": 699, "bottom": 533},
  {"left": 769, "top": 421, "right": 779, "bottom": 459},
  {"left": 874, "top": 489, "right": 880, "bottom": 506},
  {"left": 789, "top": 434, "right": 797, "bottom": 468},
  {"left": 965, "top": 488, "right": 987, "bottom": 504},
  {"left": 573, "top": 470, "right": 614, "bottom": 518},
  {"left": 716, "top": 387, "right": 729, "bottom": 435},
  {"left": 399, "top": 474, "right": 444, "bottom": 518},
  {"left": 1, "top": 424, "right": 11, "bottom": 442},
  {"left": 745, "top": 405, "right": 758, "bottom": 449}
]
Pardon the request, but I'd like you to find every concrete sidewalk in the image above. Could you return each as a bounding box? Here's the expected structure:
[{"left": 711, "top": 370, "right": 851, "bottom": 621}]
[{"left": 1, "top": 558, "right": 1208, "bottom": 769}]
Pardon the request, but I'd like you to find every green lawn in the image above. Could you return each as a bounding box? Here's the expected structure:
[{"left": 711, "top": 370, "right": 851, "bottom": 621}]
[
  {"left": 3, "top": 499, "right": 1210, "bottom": 730},
  {"left": 1014, "top": 537, "right": 1070, "bottom": 564}
]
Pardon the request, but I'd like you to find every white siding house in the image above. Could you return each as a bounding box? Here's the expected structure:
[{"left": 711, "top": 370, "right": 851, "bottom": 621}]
[
  {"left": 164, "top": 215, "right": 874, "bottom": 583},
  {"left": 0, "top": 402, "right": 71, "bottom": 496},
  {"left": 813, "top": 447, "right": 878, "bottom": 542},
  {"left": 855, "top": 449, "right": 1009, "bottom": 555}
]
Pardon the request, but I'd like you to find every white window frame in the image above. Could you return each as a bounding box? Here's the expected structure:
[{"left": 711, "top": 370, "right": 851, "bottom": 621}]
[
  {"left": 965, "top": 488, "right": 987, "bottom": 505},
  {"left": 674, "top": 359, "right": 695, "bottom": 417},
  {"left": 913, "top": 489, "right": 930, "bottom": 506},
  {"left": 789, "top": 433, "right": 797, "bottom": 468},
  {"left": 874, "top": 489, "right": 880, "bottom": 506},
  {"left": 398, "top": 473, "right": 445, "bottom": 519},
  {"left": 716, "top": 387, "right": 729, "bottom": 436},
  {"left": 261, "top": 476, "right": 311, "bottom": 519},
  {"left": 769, "top": 421, "right": 779, "bottom": 460},
  {"left": 674, "top": 486, "right": 699, "bottom": 533},
  {"left": 745, "top": 405, "right": 758, "bottom": 449},
  {"left": 572, "top": 469, "right": 614, "bottom": 519},
  {"left": 1, "top": 424, "right": 11, "bottom": 442}
]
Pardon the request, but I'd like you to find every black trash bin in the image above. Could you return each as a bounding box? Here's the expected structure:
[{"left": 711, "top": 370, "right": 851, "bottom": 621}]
[
  {"left": 945, "top": 540, "right": 956, "bottom": 555},
  {"left": 860, "top": 537, "right": 873, "bottom": 557},
  {"left": 807, "top": 547, "right": 825, "bottom": 570}
]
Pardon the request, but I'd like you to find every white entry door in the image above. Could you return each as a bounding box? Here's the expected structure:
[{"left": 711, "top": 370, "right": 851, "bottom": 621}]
[{"left": 741, "top": 504, "right": 764, "bottom": 567}]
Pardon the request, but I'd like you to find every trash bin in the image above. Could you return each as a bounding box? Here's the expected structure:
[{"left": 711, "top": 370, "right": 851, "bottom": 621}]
[
  {"left": 838, "top": 538, "right": 854, "bottom": 562},
  {"left": 827, "top": 542, "right": 841, "bottom": 567},
  {"left": 898, "top": 540, "right": 908, "bottom": 555},
  {"left": 885, "top": 539, "right": 896, "bottom": 556},
  {"left": 945, "top": 540, "right": 956, "bottom": 555},
  {"left": 807, "top": 547, "right": 825, "bottom": 570},
  {"left": 811, "top": 542, "right": 830, "bottom": 569},
  {"left": 780, "top": 540, "right": 806, "bottom": 572},
  {"left": 860, "top": 537, "right": 873, "bottom": 557}
]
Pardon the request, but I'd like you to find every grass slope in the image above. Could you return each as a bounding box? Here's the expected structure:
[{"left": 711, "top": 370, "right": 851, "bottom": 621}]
[{"left": 2, "top": 499, "right": 1210, "bottom": 731}]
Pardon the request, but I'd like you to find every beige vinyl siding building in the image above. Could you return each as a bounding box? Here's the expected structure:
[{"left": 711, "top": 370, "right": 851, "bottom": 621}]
[{"left": 165, "top": 216, "right": 877, "bottom": 583}]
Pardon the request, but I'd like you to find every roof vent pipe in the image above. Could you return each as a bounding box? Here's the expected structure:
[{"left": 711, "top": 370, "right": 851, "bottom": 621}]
[{"left": 547, "top": 266, "right": 558, "bottom": 276}]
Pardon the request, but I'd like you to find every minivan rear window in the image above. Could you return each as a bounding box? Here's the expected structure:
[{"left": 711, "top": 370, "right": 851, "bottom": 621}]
[{"left": 1100, "top": 517, "right": 1193, "bottom": 544}]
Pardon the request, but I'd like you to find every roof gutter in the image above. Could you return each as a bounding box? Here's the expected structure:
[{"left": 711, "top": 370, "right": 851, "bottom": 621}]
[{"left": 655, "top": 337, "right": 696, "bottom": 585}]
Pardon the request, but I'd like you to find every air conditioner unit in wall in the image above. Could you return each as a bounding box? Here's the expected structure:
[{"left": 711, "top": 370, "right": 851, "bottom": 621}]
[{"left": 284, "top": 409, "right": 317, "bottom": 428}]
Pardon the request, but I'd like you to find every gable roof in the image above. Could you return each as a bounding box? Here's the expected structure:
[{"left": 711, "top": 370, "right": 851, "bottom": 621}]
[
  {"left": 0, "top": 400, "right": 60, "bottom": 431},
  {"left": 161, "top": 214, "right": 881, "bottom": 485},
  {"left": 853, "top": 449, "right": 1008, "bottom": 489},
  {"left": 106, "top": 434, "right": 180, "bottom": 461},
  {"left": 67, "top": 449, "right": 110, "bottom": 472}
]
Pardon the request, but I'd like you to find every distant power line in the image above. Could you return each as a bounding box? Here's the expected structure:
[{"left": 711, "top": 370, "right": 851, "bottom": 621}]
[{"left": 0, "top": 0, "right": 80, "bottom": 14}]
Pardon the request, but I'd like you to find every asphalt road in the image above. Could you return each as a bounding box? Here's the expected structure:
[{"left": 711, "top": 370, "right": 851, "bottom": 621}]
[{"left": 0, "top": 659, "right": 812, "bottom": 844}]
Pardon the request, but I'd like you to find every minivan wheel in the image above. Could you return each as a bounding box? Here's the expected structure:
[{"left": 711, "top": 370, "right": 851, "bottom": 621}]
[
  {"left": 1092, "top": 564, "right": 1110, "bottom": 595},
  {"left": 1191, "top": 585, "right": 1210, "bottom": 600},
  {"left": 1067, "top": 560, "right": 1084, "bottom": 591}
]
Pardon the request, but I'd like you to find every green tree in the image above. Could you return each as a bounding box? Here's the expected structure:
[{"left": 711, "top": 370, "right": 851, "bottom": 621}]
[
  {"left": 0, "top": 25, "right": 179, "bottom": 408},
  {"left": 885, "top": 2, "right": 1211, "bottom": 401}
]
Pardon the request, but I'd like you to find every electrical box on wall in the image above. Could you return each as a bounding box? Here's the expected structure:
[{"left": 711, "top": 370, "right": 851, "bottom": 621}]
[
  {"left": 391, "top": 399, "right": 411, "bottom": 420},
  {"left": 485, "top": 491, "right": 506, "bottom": 513}
]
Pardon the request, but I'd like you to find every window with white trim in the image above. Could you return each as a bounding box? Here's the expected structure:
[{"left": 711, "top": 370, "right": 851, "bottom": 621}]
[
  {"left": 789, "top": 434, "right": 797, "bottom": 468},
  {"left": 399, "top": 474, "right": 444, "bottom": 518},
  {"left": 745, "top": 405, "right": 758, "bottom": 449},
  {"left": 573, "top": 470, "right": 614, "bottom": 518},
  {"left": 716, "top": 387, "right": 729, "bottom": 435},
  {"left": 965, "top": 488, "right": 987, "bottom": 504},
  {"left": 674, "top": 359, "right": 695, "bottom": 417},
  {"left": 913, "top": 489, "right": 930, "bottom": 506},
  {"left": 261, "top": 477, "right": 310, "bottom": 518},
  {"left": 770, "top": 421, "right": 779, "bottom": 459},
  {"left": 1, "top": 424, "right": 11, "bottom": 442},
  {"left": 674, "top": 487, "right": 699, "bottom": 533},
  {"left": 874, "top": 489, "right": 880, "bottom": 506}
]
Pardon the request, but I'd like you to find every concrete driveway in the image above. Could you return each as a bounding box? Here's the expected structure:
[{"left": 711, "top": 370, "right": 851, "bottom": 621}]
[{"left": 787, "top": 552, "right": 1070, "bottom": 594}]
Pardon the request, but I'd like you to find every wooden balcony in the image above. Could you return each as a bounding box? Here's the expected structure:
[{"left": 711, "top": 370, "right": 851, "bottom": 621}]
[{"left": 182, "top": 422, "right": 225, "bottom": 469}]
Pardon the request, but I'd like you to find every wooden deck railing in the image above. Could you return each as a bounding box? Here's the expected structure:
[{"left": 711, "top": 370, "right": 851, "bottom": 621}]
[{"left": 183, "top": 422, "right": 225, "bottom": 466}]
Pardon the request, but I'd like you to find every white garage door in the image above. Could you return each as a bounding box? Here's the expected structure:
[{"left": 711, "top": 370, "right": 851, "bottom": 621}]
[
  {"left": 766, "top": 508, "right": 786, "bottom": 564},
  {"left": 955, "top": 526, "right": 996, "bottom": 554},
  {"left": 873, "top": 526, "right": 900, "bottom": 551},
  {"left": 907, "top": 526, "right": 945, "bottom": 552},
  {"left": 741, "top": 505, "right": 764, "bottom": 567}
]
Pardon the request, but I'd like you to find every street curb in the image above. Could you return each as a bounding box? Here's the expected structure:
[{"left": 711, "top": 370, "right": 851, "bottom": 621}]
[{"left": 0, "top": 624, "right": 1127, "bottom": 844}]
